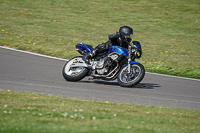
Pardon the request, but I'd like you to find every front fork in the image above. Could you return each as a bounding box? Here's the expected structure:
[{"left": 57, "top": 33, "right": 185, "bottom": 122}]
[{"left": 128, "top": 45, "right": 132, "bottom": 73}]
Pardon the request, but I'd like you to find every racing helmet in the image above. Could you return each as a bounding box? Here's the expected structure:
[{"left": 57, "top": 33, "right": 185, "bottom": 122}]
[{"left": 119, "top": 26, "right": 133, "bottom": 43}]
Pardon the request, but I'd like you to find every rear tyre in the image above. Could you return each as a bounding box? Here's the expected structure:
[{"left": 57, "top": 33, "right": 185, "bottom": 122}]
[
  {"left": 118, "top": 63, "right": 145, "bottom": 87},
  {"left": 62, "top": 56, "right": 89, "bottom": 82}
]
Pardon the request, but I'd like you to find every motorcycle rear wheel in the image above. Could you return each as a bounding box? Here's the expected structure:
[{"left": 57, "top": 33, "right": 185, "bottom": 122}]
[
  {"left": 117, "top": 63, "right": 145, "bottom": 87},
  {"left": 62, "top": 56, "right": 89, "bottom": 82}
]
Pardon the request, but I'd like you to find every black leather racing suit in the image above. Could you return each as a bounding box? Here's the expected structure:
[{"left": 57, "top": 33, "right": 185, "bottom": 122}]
[
  {"left": 95, "top": 32, "right": 129, "bottom": 53},
  {"left": 82, "top": 32, "right": 129, "bottom": 63}
]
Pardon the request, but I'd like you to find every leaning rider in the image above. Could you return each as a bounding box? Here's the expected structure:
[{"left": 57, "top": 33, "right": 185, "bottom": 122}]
[{"left": 82, "top": 26, "right": 134, "bottom": 63}]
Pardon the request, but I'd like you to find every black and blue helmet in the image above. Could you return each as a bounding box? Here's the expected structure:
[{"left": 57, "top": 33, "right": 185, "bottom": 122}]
[
  {"left": 119, "top": 26, "right": 133, "bottom": 35},
  {"left": 119, "top": 26, "right": 133, "bottom": 44}
]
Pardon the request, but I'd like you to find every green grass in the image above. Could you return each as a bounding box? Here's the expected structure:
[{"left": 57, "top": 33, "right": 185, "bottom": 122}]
[
  {"left": 0, "top": 0, "right": 200, "bottom": 79},
  {"left": 0, "top": 90, "right": 199, "bottom": 133}
]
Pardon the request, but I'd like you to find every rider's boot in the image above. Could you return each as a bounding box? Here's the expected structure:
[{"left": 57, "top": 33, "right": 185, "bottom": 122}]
[{"left": 82, "top": 49, "right": 98, "bottom": 64}]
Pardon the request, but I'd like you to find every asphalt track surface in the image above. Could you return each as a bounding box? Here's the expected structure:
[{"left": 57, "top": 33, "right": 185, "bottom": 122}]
[{"left": 0, "top": 46, "right": 200, "bottom": 110}]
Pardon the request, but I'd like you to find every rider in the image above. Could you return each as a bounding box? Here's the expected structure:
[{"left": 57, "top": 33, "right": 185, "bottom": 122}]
[{"left": 82, "top": 26, "right": 134, "bottom": 63}]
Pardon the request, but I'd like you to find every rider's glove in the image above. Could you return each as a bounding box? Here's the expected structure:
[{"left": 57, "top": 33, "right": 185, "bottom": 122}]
[{"left": 120, "top": 32, "right": 125, "bottom": 38}]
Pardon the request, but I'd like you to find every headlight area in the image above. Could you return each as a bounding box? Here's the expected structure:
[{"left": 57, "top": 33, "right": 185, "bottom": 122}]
[{"left": 131, "top": 48, "right": 142, "bottom": 59}]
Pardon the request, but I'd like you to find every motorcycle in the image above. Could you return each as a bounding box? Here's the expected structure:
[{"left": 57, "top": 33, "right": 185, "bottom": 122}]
[{"left": 62, "top": 41, "right": 145, "bottom": 87}]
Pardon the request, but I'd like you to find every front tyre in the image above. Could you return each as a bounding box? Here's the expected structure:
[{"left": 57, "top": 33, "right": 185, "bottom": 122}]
[
  {"left": 62, "top": 56, "right": 89, "bottom": 82},
  {"left": 118, "top": 63, "right": 145, "bottom": 87}
]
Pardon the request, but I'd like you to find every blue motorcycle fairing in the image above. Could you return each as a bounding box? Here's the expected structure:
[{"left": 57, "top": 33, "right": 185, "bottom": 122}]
[
  {"left": 122, "top": 61, "right": 141, "bottom": 68},
  {"left": 132, "top": 41, "right": 142, "bottom": 50},
  {"left": 76, "top": 43, "right": 93, "bottom": 53},
  {"left": 77, "top": 43, "right": 128, "bottom": 56},
  {"left": 107, "top": 46, "right": 128, "bottom": 56}
]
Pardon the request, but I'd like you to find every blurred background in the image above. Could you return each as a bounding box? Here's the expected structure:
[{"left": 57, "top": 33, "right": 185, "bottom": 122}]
[{"left": 0, "top": 0, "right": 199, "bottom": 78}]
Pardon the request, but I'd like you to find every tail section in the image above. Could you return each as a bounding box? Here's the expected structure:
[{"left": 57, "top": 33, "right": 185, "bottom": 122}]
[{"left": 76, "top": 43, "right": 94, "bottom": 55}]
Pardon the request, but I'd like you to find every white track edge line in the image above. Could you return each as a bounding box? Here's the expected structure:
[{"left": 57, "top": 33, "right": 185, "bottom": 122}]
[
  {"left": 145, "top": 72, "right": 200, "bottom": 81},
  {"left": 1, "top": 46, "right": 199, "bottom": 82},
  {"left": 0, "top": 46, "right": 68, "bottom": 61}
]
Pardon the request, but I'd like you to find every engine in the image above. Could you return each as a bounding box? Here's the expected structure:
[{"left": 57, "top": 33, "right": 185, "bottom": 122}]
[
  {"left": 95, "top": 57, "right": 110, "bottom": 74},
  {"left": 95, "top": 53, "right": 119, "bottom": 75}
]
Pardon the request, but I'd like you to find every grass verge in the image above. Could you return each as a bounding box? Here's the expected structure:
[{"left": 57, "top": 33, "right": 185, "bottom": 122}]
[{"left": 0, "top": 90, "right": 200, "bottom": 133}]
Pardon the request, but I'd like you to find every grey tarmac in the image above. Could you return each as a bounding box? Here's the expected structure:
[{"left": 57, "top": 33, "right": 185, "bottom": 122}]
[{"left": 0, "top": 46, "right": 199, "bottom": 110}]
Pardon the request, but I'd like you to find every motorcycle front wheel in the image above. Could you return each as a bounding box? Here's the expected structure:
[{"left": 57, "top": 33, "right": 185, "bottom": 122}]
[
  {"left": 62, "top": 56, "right": 89, "bottom": 82},
  {"left": 117, "top": 63, "right": 145, "bottom": 87}
]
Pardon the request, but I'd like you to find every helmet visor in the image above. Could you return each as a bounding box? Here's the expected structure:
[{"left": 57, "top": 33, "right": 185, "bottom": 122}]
[{"left": 125, "top": 33, "right": 133, "bottom": 39}]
